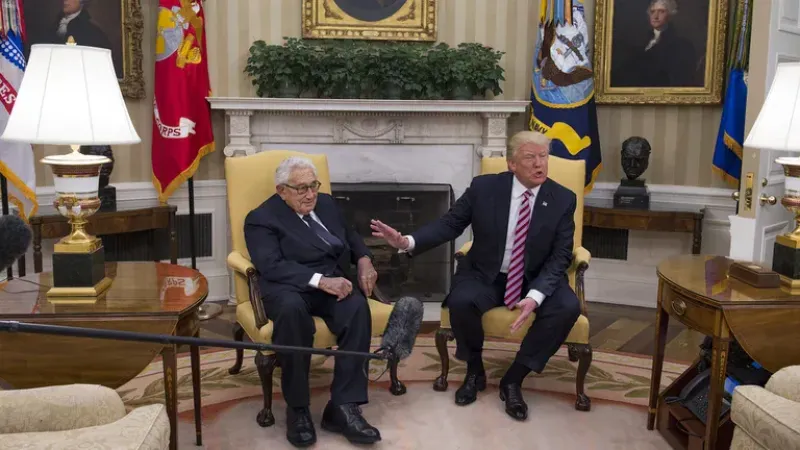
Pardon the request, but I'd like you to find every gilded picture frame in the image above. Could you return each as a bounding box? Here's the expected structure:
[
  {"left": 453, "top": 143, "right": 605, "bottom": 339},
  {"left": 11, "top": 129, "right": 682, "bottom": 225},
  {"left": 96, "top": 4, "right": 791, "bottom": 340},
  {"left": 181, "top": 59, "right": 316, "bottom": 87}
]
[
  {"left": 593, "top": 0, "right": 729, "bottom": 105},
  {"left": 22, "top": 0, "right": 145, "bottom": 99},
  {"left": 302, "top": 0, "right": 437, "bottom": 42}
]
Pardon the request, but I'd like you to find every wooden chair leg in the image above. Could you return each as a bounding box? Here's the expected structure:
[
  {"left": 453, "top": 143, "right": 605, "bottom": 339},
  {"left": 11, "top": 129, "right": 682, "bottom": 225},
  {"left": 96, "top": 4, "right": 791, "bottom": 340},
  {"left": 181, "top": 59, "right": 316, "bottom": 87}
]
[
  {"left": 388, "top": 355, "right": 407, "bottom": 395},
  {"left": 228, "top": 323, "right": 245, "bottom": 375},
  {"left": 433, "top": 327, "right": 454, "bottom": 391},
  {"left": 255, "top": 351, "right": 278, "bottom": 427},
  {"left": 567, "top": 344, "right": 579, "bottom": 362},
  {"left": 570, "top": 343, "right": 592, "bottom": 412}
]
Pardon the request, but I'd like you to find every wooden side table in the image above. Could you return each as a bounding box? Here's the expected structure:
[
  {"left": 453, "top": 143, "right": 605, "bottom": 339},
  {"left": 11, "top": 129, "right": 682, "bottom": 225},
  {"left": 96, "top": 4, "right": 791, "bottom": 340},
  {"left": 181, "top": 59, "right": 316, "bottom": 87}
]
[
  {"left": 29, "top": 202, "right": 178, "bottom": 273},
  {"left": 648, "top": 255, "right": 800, "bottom": 450},
  {"left": 0, "top": 262, "right": 207, "bottom": 450},
  {"left": 584, "top": 205, "right": 704, "bottom": 254}
]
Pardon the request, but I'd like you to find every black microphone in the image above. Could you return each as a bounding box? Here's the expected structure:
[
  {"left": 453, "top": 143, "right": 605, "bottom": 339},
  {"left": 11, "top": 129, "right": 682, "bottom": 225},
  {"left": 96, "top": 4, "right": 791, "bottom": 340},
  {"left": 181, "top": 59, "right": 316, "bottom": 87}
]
[
  {"left": 376, "top": 296, "right": 424, "bottom": 361},
  {"left": 0, "top": 214, "right": 32, "bottom": 273}
]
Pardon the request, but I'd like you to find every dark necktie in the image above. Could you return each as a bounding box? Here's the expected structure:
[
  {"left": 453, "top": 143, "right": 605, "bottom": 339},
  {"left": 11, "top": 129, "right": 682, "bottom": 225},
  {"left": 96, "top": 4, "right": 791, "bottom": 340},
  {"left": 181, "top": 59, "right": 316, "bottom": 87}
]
[{"left": 303, "top": 215, "right": 343, "bottom": 252}]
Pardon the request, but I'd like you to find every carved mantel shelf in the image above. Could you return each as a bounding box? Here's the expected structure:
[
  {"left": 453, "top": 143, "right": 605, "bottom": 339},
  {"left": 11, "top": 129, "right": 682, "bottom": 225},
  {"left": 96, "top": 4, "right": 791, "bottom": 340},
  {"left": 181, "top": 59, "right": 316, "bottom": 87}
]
[{"left": 207, "top": 97, "right": 529, "bottom": 158}]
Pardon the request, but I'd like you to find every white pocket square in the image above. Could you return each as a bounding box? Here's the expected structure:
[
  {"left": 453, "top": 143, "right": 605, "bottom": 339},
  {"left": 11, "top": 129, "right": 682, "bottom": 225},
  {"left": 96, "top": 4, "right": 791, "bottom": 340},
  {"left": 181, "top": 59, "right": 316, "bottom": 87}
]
[{"left": 542, "top": 201, "right": 548, "bottom": 206}]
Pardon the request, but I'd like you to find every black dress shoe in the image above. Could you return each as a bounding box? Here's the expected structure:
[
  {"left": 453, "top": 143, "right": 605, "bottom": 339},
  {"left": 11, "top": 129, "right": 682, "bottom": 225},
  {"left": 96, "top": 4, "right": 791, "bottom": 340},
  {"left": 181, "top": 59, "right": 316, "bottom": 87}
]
[
  {"left": 499, "top": 383, "right": 528, "bottom": 421},
  {"left": 320, "top": 401, "right": 381, "bottom": 444},
  {"left": 455, "top": 372, "right": 487, "bottom": 405},
  {"left": 286, "top": 407, "right": 317, "bottom": 447}
]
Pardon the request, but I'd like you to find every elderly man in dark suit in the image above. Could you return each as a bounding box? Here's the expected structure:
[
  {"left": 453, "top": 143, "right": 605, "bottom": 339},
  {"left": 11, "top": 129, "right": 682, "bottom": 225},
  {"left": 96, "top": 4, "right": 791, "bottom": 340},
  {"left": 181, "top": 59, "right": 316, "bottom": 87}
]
[
  {"left": 371, "top": 131, "right": 581, "bottom": 421},
  {"left": 244, "top": 156, "right": 381, "bottom": 447}
]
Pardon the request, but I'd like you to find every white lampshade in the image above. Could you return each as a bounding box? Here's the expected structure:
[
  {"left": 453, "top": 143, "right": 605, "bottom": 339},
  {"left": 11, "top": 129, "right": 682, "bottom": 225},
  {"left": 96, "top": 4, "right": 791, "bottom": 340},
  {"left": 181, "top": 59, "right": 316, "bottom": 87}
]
[
  {"left": 0, "top": 44, "right": 140, "bottom": 146},
  {"left": 744, "top": 62, "right": 800, "bottom": 152}
]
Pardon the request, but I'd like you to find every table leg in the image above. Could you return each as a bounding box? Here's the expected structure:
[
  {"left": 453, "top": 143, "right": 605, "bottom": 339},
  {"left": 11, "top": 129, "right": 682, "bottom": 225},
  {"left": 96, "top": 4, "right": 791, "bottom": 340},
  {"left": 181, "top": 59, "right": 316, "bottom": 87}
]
[
  {"left": 191, "top": 332, "right": 203, "bottom": 445},
  {"left": 704, "top": 336, "right": 730, "bottom": 449},
  {"left": 33, "top": 225, "right": 42, "bottom": 273},
  {"left": 169, "top": 210, "right": 178, "bottom": 265},
  {"left": 692, "top": 217, "right": 703, "bottom": 254},
  {"left": 647, "top": 280, "right": 670, "bottom": 430},
  {"left": 162, "top": 344, "right": 178, "bottom": 450}
]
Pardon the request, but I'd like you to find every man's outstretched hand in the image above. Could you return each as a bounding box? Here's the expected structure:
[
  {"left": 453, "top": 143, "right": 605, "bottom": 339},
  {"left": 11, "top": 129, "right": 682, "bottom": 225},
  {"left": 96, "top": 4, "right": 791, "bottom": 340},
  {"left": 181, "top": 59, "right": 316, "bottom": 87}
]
[
  {"left": 319, "top": 277, "right": 352, "bottom": 301},
  {"left": 370, "top": 219, "right": 408, "bottom": 250}
]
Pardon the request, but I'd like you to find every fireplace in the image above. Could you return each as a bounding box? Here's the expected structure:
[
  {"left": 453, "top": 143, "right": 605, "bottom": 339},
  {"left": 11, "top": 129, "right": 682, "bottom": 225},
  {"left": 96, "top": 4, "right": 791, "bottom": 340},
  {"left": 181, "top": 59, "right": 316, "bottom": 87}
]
[{"left": 331, "top": 183, "right": 455, "bottom": 303}]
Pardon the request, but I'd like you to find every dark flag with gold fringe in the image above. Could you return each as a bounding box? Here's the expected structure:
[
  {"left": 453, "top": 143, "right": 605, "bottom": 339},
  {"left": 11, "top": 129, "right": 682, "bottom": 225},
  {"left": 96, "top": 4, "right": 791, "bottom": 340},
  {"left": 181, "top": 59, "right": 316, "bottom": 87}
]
[
  {"left": 712, "top": 0, "right": 752, "bottom": 186},
  {"left": 530, "top": 0, "right": 602, "bottom": 193}
]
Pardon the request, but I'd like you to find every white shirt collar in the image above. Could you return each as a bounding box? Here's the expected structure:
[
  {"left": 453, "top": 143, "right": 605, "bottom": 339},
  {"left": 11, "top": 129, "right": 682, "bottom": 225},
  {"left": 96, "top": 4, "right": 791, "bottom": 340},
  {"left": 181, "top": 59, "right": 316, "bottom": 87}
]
[
  {"left": 297, "top": 210, "right": 318, "bottom": 221},
  {"left": 512, "top": 175, "right": 541, "bottom": 199}
]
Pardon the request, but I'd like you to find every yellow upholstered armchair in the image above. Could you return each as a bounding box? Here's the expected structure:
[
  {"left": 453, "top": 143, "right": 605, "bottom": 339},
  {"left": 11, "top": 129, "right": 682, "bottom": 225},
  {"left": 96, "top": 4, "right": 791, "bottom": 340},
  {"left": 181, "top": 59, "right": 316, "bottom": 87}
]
[
  {"left": 224, "top": 150, "right": 404, "bottom": 428},
  {"left": 432, "top": 155, "right": 593, "bottom": 411}
]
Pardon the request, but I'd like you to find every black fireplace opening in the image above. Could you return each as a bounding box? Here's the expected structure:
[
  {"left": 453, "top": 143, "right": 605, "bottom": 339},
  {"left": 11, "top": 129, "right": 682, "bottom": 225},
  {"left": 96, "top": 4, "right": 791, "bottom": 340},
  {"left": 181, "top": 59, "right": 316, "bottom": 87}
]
[{"left": 331, "top": 183, "right": 455, "bottom": 303}]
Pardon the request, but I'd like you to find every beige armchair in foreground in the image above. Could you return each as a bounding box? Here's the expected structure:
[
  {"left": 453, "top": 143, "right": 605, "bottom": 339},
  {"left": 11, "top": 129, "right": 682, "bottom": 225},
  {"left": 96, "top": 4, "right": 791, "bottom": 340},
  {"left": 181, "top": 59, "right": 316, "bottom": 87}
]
[
  {"left": 730, "top": 365, "right": 800, "bottom": 450},
  {"left": 432, "top": 155, "right": 593, "bottom": 411},
  {"left": 224, "top": 150, "right": 405, "bottom": 428},
  {"left": 0, "top": 384, "right": 169, "bottom": 450}
]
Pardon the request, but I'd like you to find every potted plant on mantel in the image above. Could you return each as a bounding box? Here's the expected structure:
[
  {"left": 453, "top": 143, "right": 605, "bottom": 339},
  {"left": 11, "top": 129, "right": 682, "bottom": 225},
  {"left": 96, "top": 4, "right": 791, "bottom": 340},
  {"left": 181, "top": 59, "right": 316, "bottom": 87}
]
[{"left": 244, "top": 38, "right": 505, "bottom": 101}]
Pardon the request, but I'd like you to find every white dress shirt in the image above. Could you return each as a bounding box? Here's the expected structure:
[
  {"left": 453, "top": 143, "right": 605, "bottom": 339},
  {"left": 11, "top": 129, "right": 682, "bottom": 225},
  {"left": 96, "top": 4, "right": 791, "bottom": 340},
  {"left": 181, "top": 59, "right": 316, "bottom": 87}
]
[
  {"left": 403, "top": 176, "right": 547, "bottom": 306},
  {"left": 645, "top": 28, "right": 661, "bottom": 51},
  {"left": 297, "top": 211, "right": 329, "bottom": 289},
  {"left": 57, "top": 10, "right": 81, "bottom": 38}
]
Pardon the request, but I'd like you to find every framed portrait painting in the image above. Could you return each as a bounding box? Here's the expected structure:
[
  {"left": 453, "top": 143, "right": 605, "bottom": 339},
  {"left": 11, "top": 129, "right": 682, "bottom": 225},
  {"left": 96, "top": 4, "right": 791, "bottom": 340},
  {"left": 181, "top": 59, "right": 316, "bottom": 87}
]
[
  {"left": 593, "top": 0, "right": 729, "bottom": 105},
  {"left": 302, "top": 0, "right": 437, "bottom": 41},
  {"left": 21, "top": 0, "right": 145, "bottom": 99}
]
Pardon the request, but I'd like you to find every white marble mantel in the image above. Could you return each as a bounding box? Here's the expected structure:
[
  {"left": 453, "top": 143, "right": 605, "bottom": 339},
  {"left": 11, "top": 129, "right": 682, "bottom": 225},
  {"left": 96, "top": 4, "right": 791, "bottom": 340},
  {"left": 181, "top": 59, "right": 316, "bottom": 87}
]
[{"left": 207, "top": 97, "right": 529, "bottom": 159}]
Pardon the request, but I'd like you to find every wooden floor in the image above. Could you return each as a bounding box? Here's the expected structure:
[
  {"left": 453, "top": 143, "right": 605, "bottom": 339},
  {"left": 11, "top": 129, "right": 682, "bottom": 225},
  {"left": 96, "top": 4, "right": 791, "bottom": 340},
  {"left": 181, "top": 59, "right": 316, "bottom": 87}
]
[{"left": 198, "top": 302, "right": 705, "bottom": 364}]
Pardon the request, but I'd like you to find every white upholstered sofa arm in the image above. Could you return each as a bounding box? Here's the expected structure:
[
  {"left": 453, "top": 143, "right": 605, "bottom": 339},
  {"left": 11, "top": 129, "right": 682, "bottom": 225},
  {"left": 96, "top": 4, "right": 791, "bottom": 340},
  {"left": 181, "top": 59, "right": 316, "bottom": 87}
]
[{"left": 0, "top": 384, "right": 126, "bottom": 434}]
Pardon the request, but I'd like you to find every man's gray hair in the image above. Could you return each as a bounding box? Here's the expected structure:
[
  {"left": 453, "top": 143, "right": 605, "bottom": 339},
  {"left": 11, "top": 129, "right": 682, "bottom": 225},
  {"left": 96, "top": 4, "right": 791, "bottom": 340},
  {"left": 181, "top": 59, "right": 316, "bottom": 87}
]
[
  {"left": 275, "top": 156, "right": 317, "bottom": 185},
  {"left": 649, "top": 0, "right": 677, "bottom": 16},
  {"left": 507, "top": 131, "right": 552, "bottom": 160}
]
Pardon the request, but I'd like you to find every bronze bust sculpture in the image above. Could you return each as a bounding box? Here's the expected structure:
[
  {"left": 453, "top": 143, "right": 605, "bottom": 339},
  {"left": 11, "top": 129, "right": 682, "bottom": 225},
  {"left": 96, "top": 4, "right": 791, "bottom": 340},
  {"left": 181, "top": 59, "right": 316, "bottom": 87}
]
[
  {"left": 614, "top": 136, "right": 651, "bottom": 209},
  {"left": 621, "top": 136, "right": 651, "bottom": 180}
]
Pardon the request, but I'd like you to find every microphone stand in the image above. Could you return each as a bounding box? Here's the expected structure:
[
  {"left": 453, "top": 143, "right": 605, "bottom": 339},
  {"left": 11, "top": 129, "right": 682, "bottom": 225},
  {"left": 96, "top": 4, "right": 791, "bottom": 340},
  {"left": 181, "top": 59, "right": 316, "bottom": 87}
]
[{"left": 0, "top": 320, "right": 387, "bottom": 361}]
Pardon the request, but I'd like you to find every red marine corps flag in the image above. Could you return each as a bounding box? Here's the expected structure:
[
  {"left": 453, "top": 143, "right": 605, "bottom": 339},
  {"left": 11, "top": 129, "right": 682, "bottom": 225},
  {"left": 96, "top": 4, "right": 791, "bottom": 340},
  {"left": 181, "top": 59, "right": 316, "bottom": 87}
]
[{"left": 152, "top": 0, "right": 214, "bottom": 202}]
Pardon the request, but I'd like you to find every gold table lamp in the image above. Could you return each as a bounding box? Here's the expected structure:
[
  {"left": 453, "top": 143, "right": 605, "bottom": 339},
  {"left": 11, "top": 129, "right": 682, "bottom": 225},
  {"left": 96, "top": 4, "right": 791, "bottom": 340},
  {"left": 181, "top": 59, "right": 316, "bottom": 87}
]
[{"left": 0, "top": 41, "right": 140, "bottom": 299}]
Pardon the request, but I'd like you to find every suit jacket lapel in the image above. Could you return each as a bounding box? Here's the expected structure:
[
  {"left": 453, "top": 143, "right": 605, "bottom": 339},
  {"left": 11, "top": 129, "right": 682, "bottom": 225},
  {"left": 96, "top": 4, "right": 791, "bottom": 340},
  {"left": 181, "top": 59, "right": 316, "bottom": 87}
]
[
  {"left": 526, "top": 180, "right": 551, "bottom": 254},
  {"left": 495, "top": 172, "right": 513, "bottom": 258},
  {"left": 314, "top": 200, "right": 346, "bottom": 244},
  {"left": 277, "top": 200, "right": 330, "bottom": 253}
]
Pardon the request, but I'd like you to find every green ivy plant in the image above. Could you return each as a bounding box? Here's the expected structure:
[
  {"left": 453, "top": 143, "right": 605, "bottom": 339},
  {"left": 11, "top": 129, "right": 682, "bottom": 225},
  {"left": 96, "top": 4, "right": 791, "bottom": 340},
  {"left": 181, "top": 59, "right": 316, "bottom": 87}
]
[{"left": 244, "top": 38, "right": 505, "bottom": 100}]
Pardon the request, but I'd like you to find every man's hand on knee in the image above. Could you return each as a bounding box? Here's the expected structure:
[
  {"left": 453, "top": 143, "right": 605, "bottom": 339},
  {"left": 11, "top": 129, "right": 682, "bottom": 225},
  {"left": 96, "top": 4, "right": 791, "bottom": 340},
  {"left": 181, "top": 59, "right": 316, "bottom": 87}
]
[{"left": 319, "top": 277, "right": 353, "bottom": 300}]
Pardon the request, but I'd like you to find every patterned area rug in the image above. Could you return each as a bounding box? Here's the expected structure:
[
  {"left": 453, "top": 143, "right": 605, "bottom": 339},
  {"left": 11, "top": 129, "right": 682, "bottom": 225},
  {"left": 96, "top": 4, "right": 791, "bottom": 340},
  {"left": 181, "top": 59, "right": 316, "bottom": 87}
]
[{"left": 117, "top": 337, "right": 689, "bottom": 412}]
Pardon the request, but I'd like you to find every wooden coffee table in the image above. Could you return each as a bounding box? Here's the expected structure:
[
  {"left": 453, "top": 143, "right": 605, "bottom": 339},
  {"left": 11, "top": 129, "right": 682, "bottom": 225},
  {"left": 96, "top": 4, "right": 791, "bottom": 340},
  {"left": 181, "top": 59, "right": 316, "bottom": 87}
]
[
  {"left": 648, "top": 255, "right": 800, "bottom": 449},
  {"left": 0, "top": 262, "right": 208, "bottom": 450}
]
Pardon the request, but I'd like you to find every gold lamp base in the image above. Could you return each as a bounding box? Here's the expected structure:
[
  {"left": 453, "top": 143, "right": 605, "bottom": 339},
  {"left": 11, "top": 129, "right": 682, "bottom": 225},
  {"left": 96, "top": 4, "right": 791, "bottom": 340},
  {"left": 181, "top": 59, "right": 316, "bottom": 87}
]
[
  {"left": 47, "top": 277, "right": 113, "bottom": 302},
  {"left": 772, "top": 158, "right": 800, "bottom": 286},
  {"left": 43, "top": 145, "right": 112, "bottom": 302}
]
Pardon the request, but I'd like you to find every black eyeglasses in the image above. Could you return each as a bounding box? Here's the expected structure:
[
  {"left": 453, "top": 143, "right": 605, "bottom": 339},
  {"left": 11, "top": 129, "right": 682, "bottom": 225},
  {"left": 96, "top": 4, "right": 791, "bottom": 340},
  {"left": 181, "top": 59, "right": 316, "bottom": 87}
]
[{"left": 284, "top": 180, "right": 321, "bottom": 195}]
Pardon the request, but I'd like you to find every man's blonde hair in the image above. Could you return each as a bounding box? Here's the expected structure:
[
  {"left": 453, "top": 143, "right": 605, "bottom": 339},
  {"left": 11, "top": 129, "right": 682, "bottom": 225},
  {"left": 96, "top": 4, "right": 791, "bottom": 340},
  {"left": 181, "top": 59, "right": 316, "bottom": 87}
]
[{"left": 507, "top": 131, "right": 551, "bottom": 160}]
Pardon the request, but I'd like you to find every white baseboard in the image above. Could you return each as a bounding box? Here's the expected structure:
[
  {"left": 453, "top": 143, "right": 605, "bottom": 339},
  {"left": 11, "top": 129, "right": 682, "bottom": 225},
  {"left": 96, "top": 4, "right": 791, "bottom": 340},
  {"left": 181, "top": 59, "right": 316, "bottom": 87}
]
[{"left": 28, "top": 180, "right": 733, "bottom": 308}]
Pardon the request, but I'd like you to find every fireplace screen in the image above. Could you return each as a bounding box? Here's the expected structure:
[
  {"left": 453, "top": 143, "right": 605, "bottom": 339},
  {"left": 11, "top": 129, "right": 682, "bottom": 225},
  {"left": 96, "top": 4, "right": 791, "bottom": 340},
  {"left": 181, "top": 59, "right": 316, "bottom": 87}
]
[{"left": 331, "top": 183, "right": 455, "bottom": 303}]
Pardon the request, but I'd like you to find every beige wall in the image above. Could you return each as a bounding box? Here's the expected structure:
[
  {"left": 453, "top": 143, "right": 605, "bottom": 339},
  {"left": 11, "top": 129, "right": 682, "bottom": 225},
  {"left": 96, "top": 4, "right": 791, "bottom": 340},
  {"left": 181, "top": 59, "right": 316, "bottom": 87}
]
[{"left": 32, "top": 0, "right": 726, "bottom": 189}]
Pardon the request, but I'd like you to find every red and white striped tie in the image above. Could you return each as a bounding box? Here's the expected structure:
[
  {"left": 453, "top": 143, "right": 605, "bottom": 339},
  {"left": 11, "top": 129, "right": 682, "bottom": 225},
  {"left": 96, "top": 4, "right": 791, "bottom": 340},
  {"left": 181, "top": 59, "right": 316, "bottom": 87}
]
[{"left": 504, "top": 190, "right": 532, "bottom": 309}]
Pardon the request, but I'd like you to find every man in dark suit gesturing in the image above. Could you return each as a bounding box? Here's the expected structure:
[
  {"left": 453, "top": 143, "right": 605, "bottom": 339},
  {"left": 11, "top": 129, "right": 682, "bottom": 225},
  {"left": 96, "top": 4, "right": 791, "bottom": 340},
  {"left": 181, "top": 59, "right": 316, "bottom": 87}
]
[
  {"left": 371, "top": 131, "right": 581, "bottom": 421},
  {"left": 245, "top": 157, "right": 381, "bottom": 447}
]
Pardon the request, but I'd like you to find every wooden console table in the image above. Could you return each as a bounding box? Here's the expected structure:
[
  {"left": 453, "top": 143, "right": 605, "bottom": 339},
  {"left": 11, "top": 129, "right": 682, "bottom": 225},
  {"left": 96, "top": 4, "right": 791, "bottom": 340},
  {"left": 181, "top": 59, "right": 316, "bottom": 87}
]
[
  {"left": 0, "top": 262, "right": 207, "bottom": 450},
  {"left": 584, "top": 205, "right": 704, "bottom": 254},
  {"left": 29, "top": 202, "right": 178, "bottom": 273},
  {"left": 648, "top": 255, "right": 800, "bottom": 450}
]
